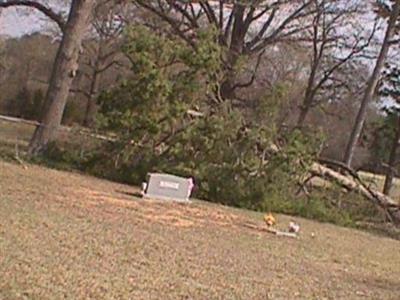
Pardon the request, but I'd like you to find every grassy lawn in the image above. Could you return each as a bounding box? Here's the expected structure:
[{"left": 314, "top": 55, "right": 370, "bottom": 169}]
[
  {"left": 1, "top": 160, "right": 400, "bottom": 299},
  {"left": 1, "top": 118, "right": 400, "bottom": 299}
]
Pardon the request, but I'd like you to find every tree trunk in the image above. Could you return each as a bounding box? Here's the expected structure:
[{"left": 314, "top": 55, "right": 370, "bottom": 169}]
[
  {"left": 383, "top": 114, "right": 400, "bottom": 195},
  {"left": 297, "top": 106, "right": 310, "bottom": 128},
  {"left": 220, "top": 4, "right": 246, "bottom": 101},
  {"left": 296, "top": 2, "right": 321, "bottom": 128},
  {"left": 83, "top": 74, "right": 100, "bottom": 127},
  {"left": 297, "top": 72, "right": 318, "bottom": 127},
  {"left": 343, "top": 0, "right": 400, "bottom": 167},
  {"left": 28, "top": 0, "right": 95, "bottom": 156},
  {"left": 83, "top": 48, "right": 101, "bottom": 127}
]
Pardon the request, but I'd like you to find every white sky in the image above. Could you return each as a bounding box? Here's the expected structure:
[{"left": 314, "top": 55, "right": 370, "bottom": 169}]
[{"left": 0, "top": 8, "right": 49, "bottom": 37}]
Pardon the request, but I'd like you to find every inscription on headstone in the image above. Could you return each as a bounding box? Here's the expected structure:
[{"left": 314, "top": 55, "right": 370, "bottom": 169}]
[{"left": 143, "top": 173, "right": 193, "bottom": 202}]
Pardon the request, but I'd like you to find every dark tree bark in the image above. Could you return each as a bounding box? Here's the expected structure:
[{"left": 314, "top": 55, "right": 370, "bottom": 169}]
[
  {"left": 297, "top": 58, "right": 319, "bottom": 126},
  {"left": 28, "top": 0, "right": 95, "bottom": 155},
  {"left": 83, "top": 52, "right": 101, "bottom": 127},
  {"left": 343, "top": 0, "right": 400, "bottom": 167},
  {"left": 383, "top": 114, "right": 400, "bottom": 195}
]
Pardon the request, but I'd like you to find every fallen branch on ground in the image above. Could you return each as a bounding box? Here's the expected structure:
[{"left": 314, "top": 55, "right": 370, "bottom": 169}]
[
  {"left": 241, "top": 222, "right": 298, "bottom": 238},
  {"left": 310, "top": 161, "right": 400, "bottom": 224}
]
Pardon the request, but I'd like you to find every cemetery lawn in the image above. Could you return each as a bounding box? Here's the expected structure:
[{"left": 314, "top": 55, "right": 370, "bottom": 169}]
[{"left": 1, "top": 161, "right": 400, "bottom": 299}]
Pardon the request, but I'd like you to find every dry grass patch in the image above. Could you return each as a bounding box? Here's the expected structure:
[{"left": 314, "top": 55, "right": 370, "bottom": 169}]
[{"left": 1, "top": 161, "right": 400, "bottom": 299}]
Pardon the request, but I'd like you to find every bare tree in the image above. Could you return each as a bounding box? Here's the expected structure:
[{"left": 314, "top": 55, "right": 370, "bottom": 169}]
[
  {"left": 135, "top": 0, "right": 317, "bottom": 102},
  {"left": 73, "top": 1, "right": 128, "bottom": 127},
  {"left": 0, "top": 0, "right": 95, "bottom": 155},
  {"left": 343, "top": 0, "right": 400, "bottom": 167},
  {"left": 296, "top": 0, "right": 377, "bottom": 127}
]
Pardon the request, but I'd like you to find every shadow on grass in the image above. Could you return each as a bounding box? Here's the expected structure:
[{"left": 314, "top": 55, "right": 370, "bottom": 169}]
[{"left": 115, "top": 189, "right": 143, "bottom": 198}]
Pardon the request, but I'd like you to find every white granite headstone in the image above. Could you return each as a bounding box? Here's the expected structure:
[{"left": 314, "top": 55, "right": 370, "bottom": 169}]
[{"left": 143, "top": 173, "right": 193, "bottom": 202}]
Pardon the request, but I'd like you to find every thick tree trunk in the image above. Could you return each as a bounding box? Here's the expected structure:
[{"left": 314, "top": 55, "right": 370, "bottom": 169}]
[
  {"left": 220, "top": 4, "right": 246, "bottom": 101},
  {"left": 28, "top": 0, "right": 95, "bottom": 155},
  {"left": 383, "top": 115, "right": 400, "bottom": 195},
  {"left": 343, "top": 0, "right": 400, "bottom": 167}
]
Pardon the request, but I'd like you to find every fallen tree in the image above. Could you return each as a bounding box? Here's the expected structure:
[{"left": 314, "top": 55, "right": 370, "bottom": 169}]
[
  {"left": 266, "top": 143, "right": 400, "bottom": 224},
  {"left": 309, "top": 160, "right": 400, "bottom": 225}
]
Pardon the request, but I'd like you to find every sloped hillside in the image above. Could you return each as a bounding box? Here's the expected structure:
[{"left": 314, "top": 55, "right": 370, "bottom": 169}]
[{"left": 0, "top": 161, "right": 399, "bottom": 299}]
